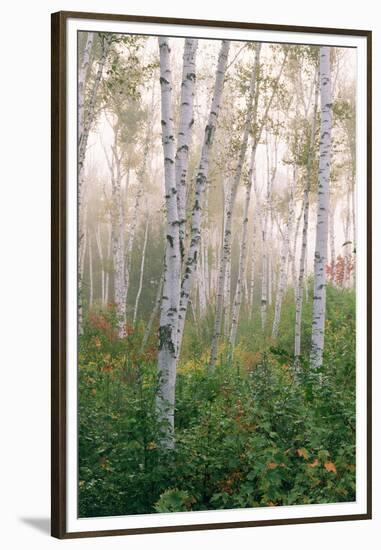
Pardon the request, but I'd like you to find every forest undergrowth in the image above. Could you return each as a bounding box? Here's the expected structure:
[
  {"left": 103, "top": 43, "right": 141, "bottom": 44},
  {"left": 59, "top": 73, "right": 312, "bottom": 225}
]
[{"left": 78, "top": 283, "right": 356, "bottom": 517}]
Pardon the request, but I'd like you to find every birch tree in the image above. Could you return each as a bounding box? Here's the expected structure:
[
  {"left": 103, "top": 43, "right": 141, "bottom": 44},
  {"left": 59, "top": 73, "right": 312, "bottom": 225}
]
[
  {"left": 272, "top": 169, "right": 295, "bottom": 338},
  {"left": 133, "top": 216, "right": 149, "bottom": 326},
  {"left": 175, "top": 39, "right": 198, "bottom": 258},
  {"left": 210, "top": 45, "right": 259, "bottom": 367},
  {"left": 177, "top": 40, "right": 230, "bottom": 356},
  {"left": 229, "top": 44, "right": 261, "bottom": 351},
  {"left": 294, "top": 68, "right": 319, "bottom": 358},
  {"left": 78, "top": 33, "right": 112, "bottom": 332},
  {"left": 310, "top": 47, "right": 332, "bottom": 370},
  {"left": 156, "top": 37, "right": 182, "bottom": 445},
  {"left": 110, "top": 126, "right": 127, "bottom": 337}
]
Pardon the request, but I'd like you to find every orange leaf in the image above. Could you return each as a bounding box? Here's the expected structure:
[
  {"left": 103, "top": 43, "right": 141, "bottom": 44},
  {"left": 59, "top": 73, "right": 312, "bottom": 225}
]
[
  {"left": 324, "top": 461, "right": 337, "bottom": 473},
  {"left": 297, "top": 448, "right": 309, "bottom": 460},
  {"left": 267, "top": 462, "right": 277, "bottom": 470},
  {"left": 307, "top": 458, "right": 320, "bottom": 468}
]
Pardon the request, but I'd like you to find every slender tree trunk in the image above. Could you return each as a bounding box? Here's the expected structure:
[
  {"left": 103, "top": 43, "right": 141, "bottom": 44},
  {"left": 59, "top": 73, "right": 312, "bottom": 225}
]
[
  {"left": 310, "top": 47, "right": 332, "bottom": 370},
  {"left": 133, "top": 217, "right": 149, "bottom": 326},
  {"left": 272, "top": 170, "right": 295, "bottom": 338},
  {"left": 176, "top": 40, "right": 230, "bottom": 359},
  {"left": 95, "top": 224, "right": 105, "bottom": 306},
  {"left": 351, "top": 163, "right": 356, "bottom": 287},
  {"left": 78, "top": 34, "right": 111, "bottom": 333},
  {"left": 78, "top": 32, "right": 94, "bottom": 138},
  {"left": 294, "top": 69, "right": 319, "bottom": 358},
  {"left": 105, "top": 222, "right": 111, "bottom": 306},
  {"left": 268, "top": 240, "right": 273, "bottom": 307},
  {"left": 249, "top": 173, "right": 259, "bottom": 316},
  {"left": 110, "top": 130, "right": 127, "bottom": 337},
  {"left": 156, "top": 37, "right": 182, "bottom": 446},
  {"left": 197, "top": 261, "right": 207, "bottom": 318},
  {"left": 343, "top": 182, "right": 351, "bottom": 286},
  {"left": 125, "top": 187, "right": 142, "bottom": 294},
  {"left": 329, "top": 200, "right": 336, "bottom": 283},
  {"left": 223, "top": 259, "right": 231, "bottom": 339},
  {"left": 125, "top": 81, "right": 156, "bottom": 296},
  {"left": 141, "top": 275, "right": 164, "bottom": 352},
  {"left": 229, "top": 179, "right": 252, "bottom": 350},
  {"left": 88, "top": 230, "right": 94, "bottom": 307},
  {"left": 210, "top": 44, "right": 264, "bottom": 368},
  {"left": 228, "top": 45, "right": 262, "bottom": 352},
  {"left": 175, "top": 39, "right": 198, "bottom": 259},
  {"left": 249, "top": 220, "right": 257, "bottom": 314},
  {"left": 261, "top": 136, "right": 278, "bottom": 332},
  {"left": 260, "top": 206, "right": 269, "bottom": 331},
  {"left": 291, "top": 196, "right": 305, "bottom": 300}
]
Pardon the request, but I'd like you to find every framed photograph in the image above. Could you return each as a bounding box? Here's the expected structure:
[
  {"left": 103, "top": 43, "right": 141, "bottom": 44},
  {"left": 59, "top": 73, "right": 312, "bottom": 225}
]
[{"left": 51, "top": 10, "right": 372, "bottom": 539}]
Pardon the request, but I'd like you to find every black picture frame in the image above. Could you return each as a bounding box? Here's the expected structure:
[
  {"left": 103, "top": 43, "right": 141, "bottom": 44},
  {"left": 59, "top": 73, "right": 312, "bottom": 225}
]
[{"left": 51, "top": 10, "right": 372, "bottom": 539}]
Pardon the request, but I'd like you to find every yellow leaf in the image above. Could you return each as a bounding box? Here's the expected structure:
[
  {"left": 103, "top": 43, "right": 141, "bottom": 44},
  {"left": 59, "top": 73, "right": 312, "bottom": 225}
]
[
  {"left": 324, "top": 461, "right": 337, "bottom": 473},
  {"left": 297, "top": 448, "right": 309, "bottom": 460}
]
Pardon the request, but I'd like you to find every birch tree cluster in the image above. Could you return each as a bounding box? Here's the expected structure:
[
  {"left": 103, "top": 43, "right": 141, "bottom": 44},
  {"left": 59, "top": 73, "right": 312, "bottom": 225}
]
[{"left": 77, "top": 32, "right": 357, "bottom": 516}]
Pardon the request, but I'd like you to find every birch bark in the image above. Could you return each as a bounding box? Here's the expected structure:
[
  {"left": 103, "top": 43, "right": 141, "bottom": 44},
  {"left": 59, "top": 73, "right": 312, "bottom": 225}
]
[
  {"left": 110, "top": 128, "right": 127, "bottom": 337},
  {"left": 141, "top": 275, "right": 164, "bottom": 352},
  {"left": 176, "top": 40, "right": 230, "bottom": 358},
  {"left": 175, "top": 39, "right": 198, "bottom": 259},
  {"left": 329, "top": 199, "right": 336, "bottom": 283},
  {"left": 229, "top": 44, "right": 262, "bottom": 350},
  {"left": 88, "top": 230, "right": 94, "bottom": 307},
  {"left": 95, "top": 224, "right": 105, "bottom": 306},
  {"left": 157, "top": 37, "right": 182, "bottom": 445},
  {"left": 133, "top": 217, "right": 149, "bottom": 326},
  {"left": 310, "top": 47, "right": 332, "bottom": 370},
  {"left": 78, "top": 34, "right": 111, "bottom": 332},
  {"left": 294, "top": 69, "right": 319, "bottom": 358},
  {"left": 272, "top": 171, "right": 295, "bottom": 338},
  {"left": 209, "top": 44, "right": 261, "bottom": 367}
]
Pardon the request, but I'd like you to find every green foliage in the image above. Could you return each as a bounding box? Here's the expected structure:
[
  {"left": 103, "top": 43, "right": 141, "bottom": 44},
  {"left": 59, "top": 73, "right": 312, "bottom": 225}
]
[{"left": 79, "top": 286, "right": 356, "bottom": 517}]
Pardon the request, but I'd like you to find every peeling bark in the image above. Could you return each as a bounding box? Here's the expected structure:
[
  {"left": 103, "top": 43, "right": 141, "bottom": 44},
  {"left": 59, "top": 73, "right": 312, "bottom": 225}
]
[
  {"left": 310, "top": 47, "right": 332, "bottom": 370},
  {"left": 157, "top": 37, "right": 182, "bottom": 446},
  {"left": 175, "top": 39, "right": 198, "bottom": 259},
  {"left": 294, "top": 68, "right": 319, "bottom": 359},
  {"left": 176, "top": 40, "right": 230, "bottom": 359}
]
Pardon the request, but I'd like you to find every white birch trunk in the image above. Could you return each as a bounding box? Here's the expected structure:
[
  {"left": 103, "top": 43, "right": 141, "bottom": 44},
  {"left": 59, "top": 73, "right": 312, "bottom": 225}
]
[
  {"left": 272, "top": 172, "right": 295, "bottom": 338},
  {"left": 223, "top": 259, "right": 231, "bottom": 339},
  {"left": 310, "top": 47, "right": 332, "bottom": 370},
  {"left": 175, "top": 39, "right": 198, "bottom": 258},
  {"left": 294, "top": 69, "right": 319, "bottom": 358},
  {"left": 329, "top": 200, "right": 336, "bottom": 283},
  {"left": 197, "top": 251, "right": 207, "bottom": 318},
  {"left": 78, "top": 32, "right": 94, "bottom": 141},
  {"left": 133, "top": 217, "right": 149, "bottom": 326},
  {"left": 210, "top": 44, "right": 262, "bottom": 367},
  {"left": 111, "top": 131, "right": 127, "bottom": 337},
  {"left": 343, "top": 184, "right": 351, "bottom": 286},
  {"left": 229, "top": 178, "right": 252, "bottom": 350},
  {"left": 88, "top": 230, "right": 94, "bottom": 307},
  {"left": 78, "top": 34, "right": 111, "bottom": 333},
  {"left": 176, "top": 40, "right": 230, "bottom": 359},
  {"left": 141, "top": 275, "right": 164, "bottom": 352},
  {"left": 105, "top": 222, "right": 111, "bottom": 306},
  {"left": 157, "top": 37, "right": 182, "bottom": 446},
  {"left": 260, "top": 207, "right": 269, "bottom": 331},
  {"left": 125, "top": 186, "right": 142, "bottom": 295},
  {"left": 95, "top": 224, "right": 105, "bottom": 306},
  {"left": 125, "top": 82, "right": 156, "bottom": 295},
  {"left": 228, "top": 45, "right": 262, "bottom": 351}
]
